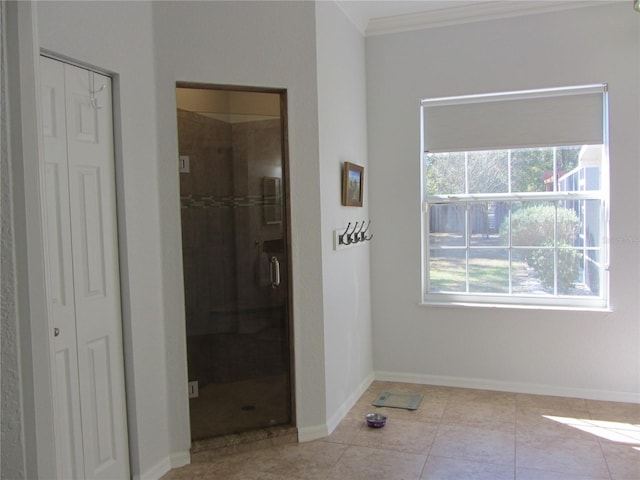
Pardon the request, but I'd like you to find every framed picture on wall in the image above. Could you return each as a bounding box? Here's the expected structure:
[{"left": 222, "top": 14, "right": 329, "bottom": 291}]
[{"left": 342, "top": 162, "right": 364, "bottom": 207}]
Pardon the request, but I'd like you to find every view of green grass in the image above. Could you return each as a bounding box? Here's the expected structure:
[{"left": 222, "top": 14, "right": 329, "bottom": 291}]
[{"left": 429, "top": 254, "right": 528, "bottom": 293}]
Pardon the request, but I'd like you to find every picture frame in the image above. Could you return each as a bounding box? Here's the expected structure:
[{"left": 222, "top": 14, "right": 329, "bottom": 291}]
[{"left": 342, "top": 162, "right": 364, "bottom": 207}]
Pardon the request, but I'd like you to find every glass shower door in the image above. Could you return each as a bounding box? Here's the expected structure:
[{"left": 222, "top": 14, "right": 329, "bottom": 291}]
[{"left": 177, "top": 86, "right": 292, "bottom": 440}]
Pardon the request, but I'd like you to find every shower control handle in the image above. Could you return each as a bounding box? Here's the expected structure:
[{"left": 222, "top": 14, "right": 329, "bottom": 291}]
[{"left": 270, "top": 256, "right": 281, "bottom": 288}]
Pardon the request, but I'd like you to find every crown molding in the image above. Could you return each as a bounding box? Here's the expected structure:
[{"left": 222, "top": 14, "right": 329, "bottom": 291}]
[
  {"left": 366, "top": 1, "right": 609, "bottom": 37},
  {"left": 333, "top": 0, "right": 368, "bottom": 36}
]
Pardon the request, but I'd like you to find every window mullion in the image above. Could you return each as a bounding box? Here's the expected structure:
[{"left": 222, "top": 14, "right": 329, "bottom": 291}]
[
  {"left": 508, "top": 202, "right": 513, "bottom": 294},
  {"left": 553, "top": 146, "right": 558, "bottom": 192},
  {"left": 465, "top": 152, "right": 470, "bottom": 293},
  {"left": 554, "top": 201, "right": 558, "bottom": 295},
  {"left": 465, "top": 205, "right": 470, "bottom": 293},
  {"left": 508, "top": 149, "right": 512, "bottom": 194},
  {"left": 464, "top": 151, "right": 469, "bottom": 194},
  {"left": 426, "top": 191, "right": 602, "bottom": 204},
  {"left": 507, "top": 150, "right": 513, "bottom": 295}
]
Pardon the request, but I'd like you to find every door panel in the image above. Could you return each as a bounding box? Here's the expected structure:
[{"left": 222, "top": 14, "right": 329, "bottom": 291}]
[
  {"left": 54, "top": 349, "right": 81, "bottom": 479},
  {"left": 44, "top": 162, "right": 69, "bottom": 306},
  {"left": 75, "top": 166, "right": 106, "bottom": 297},
  {"left": 71, "top": 94, "right": 99, "bottom": 143},
  {"left": 86, "top": 336, "right": 116, "bottom": 470}
]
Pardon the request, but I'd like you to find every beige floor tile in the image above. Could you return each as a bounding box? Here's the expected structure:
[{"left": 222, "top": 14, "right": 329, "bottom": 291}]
[
  {"left": 516, "top": 432, "right": 610, "bottom": 478},
  {"left": 447, "top": 388, "right": 517, "bottom": 406},
  {"left": 421, "top": 455, "right": 515, "bottom": 480},
  {"left": 162, "top": 383, "right": 636, "bottom": 480},
  {"left": 190, "top": 438, "right": 272, "bottom": 463},
  {"left": 323, "top": 416, "right": 364, "bottom": 444},
  {"left": 249, "top": 440, "right": 348, "bottom": 479},
  {"left": 516, "top": 466, "right": 609, "bottom": 480},
  {"left": 442, "top": 400, "right": 516, "bottom": 432},
  {"left": 350, "top": 417, "right": 438, "bottom": 455},
  {"left": 334, "top": 445, "right": 427, "bottom": 480},
  {"left": 412, "top": 398, "right": 449, "bottom": 423},
  {"left": 570, "top": 419, "right": 640, "bottom": 446},
  {"left": 516, "top": 407, "right": 600, "bottom": 441},
  {"left": 161, "top": 450, "right": 260, "bottom": 479},
  {"left": 600, "top": 441, "right": 640, "bottom": 480},
  {"left": 586, "top": 400, "right": 640, "bottom": 425},
  {"left": 516, "top": 393, "right": 589, "bottom": 412},
  {"left": 429, "top": 424, "right": 515, "bottom": 467}
]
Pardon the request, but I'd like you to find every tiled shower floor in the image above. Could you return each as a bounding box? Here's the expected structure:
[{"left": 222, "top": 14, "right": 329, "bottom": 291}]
[
  {"left": 189, "top": 374, "right": 290, "bottom": 440},
  {"left": 163, "top": 380, "right": 640, "bottom": 479}
]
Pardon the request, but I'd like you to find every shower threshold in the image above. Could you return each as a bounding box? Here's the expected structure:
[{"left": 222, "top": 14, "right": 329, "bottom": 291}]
[{"left": 190, "top": 424, "right": 298, "bottom": 462}]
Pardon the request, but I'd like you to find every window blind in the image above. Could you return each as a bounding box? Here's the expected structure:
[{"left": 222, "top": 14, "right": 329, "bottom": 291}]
[{"left": 421, "top": 84, "right": 606, "bottom": 153}]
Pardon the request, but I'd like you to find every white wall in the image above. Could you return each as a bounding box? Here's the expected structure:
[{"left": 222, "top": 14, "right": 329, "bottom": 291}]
[
  {"left": 367, "top": 3, "right": 640, "bottom": 401},
  {"left": 151, "top": 0, "right": 329, "bottom": 441},
  {"left": 36, "top": 1, "right": 177, "bottom": 477},
  {"left": 2, "top": 2, "right": 26, "bottom": 477},
  {"left": 316, "top": 0, "right": 374, "bottom": 432}
]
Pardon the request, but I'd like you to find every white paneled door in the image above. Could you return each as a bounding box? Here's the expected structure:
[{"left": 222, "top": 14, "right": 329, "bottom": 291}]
[{"left": 40, "top": 56, "right": 130, "bottom": 480}]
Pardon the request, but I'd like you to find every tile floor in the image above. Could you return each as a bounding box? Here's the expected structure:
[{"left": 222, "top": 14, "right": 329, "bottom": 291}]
[{"left": 162, "top": 381, "right": 640, "bottom": 479}]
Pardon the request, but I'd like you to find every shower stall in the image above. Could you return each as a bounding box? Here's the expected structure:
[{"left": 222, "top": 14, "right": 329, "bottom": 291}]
[{"left": 176, "top": 85, "right": 293, "bottom": 440}]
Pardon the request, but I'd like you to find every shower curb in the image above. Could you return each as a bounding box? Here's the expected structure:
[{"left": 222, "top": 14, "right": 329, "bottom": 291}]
[{"left": 190, "top": 425, "right": 298, "bottom": 461}]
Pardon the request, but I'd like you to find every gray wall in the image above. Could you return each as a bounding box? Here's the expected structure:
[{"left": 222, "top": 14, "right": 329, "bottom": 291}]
[
  {"left": 1, "top": 1, "right": 26, "bottom": 476},
  {"left": 151, "top": 0, "right": 328, "bottom": 443},
  {"left": 36, "top": 1, "right": 175, "bottom": 477}
]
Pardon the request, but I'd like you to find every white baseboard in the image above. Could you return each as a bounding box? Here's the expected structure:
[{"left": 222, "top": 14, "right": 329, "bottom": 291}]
[
  {"left": 326, "top": 372, "right": 374, "bottom": 434},
  {"left": 134, "top": 450, "right": 191, "bottom": 480},
  {"left": 299, "top": 371, "right": 375, "bottom": 442},
  {"left": 297, "top": 424, "right": 329, "bottom": 442},
  {"left": 375, "top": 371, "right": 640, "bottom": 404},
  {"left": 169, "top": 451, "right": 191, "bottom": 469}
]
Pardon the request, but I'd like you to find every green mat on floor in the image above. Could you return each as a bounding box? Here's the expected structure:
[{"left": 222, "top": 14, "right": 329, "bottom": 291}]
[{"left": 372, "top": 392, "right": 423, "bottom": 410}]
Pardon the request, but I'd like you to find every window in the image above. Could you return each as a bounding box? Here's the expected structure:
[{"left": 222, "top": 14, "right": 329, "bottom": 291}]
[{"left": 421, "top": 85, "right": 609, "bottom": 309}]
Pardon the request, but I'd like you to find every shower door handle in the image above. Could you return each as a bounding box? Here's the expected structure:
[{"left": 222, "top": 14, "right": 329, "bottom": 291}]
[{"left": 270, "top": 256, "right": 281, "bottom": 288}]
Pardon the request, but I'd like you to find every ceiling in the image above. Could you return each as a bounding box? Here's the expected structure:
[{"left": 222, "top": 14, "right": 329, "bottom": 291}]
[{"left": 335, "top": 0, "right": 610, "bottom": 35}]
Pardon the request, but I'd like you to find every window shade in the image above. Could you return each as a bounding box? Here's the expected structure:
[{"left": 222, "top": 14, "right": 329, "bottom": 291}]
[{"left": 422, "top": 85, "right": 606, "bottom": 153}]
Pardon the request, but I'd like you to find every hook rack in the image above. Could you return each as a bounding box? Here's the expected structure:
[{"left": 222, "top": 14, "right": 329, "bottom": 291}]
[{"left": 334, "top": 221, "right": 373, "bottom": 250}]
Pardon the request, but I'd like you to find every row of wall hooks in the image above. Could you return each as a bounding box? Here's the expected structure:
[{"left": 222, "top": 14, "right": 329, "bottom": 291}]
[{"left": 334, "top": 221, "right": 373, "bottom": 250}]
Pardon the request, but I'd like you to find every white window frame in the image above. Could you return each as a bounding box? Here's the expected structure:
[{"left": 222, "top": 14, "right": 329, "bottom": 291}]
[{"left": 420, "top": 86, "right": 610, "bottom": 310}]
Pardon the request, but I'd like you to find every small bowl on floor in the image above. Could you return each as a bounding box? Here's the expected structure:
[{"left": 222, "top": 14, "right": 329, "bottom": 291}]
[{"left": 365, "top": 413, "right": 387, "bottom": 428}]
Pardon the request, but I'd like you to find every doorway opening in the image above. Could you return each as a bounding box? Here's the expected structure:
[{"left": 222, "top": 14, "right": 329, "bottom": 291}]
[{"left": 176, "top": 84, "right": 294, "bottom": 441}]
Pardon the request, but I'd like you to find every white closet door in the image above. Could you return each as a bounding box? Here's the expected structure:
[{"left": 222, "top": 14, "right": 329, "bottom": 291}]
[
  {"left": 41, "top": 55, "right": 86, "bottom": 480},
  {"left": 40, "top": 56, "right": 130, "bottom": 480}
]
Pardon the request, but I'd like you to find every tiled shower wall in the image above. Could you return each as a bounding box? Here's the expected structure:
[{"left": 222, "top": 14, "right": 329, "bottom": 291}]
[
  {"left": 179, "top": 109, "right": 235, "bottom": 336},
  {"left": 178, "top": 109, "right": 288, "bottom": 385}
]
